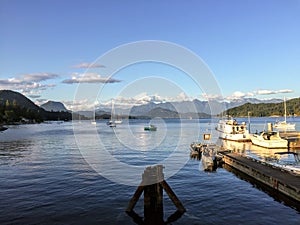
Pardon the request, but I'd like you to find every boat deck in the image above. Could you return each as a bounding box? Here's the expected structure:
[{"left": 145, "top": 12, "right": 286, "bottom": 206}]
[{"left": 220, "top": 151, "right": 300, "bottom": 202}]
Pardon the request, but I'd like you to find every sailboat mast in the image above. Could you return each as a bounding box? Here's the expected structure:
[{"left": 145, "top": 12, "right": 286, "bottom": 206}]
[
  {"left": 111, "top": 99, "right": 114, "bottom": 121},
  {"left": 284, "top": 97, "right": 287, "bottom": 122}
]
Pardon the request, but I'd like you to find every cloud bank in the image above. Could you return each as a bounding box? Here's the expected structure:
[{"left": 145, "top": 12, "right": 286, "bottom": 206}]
[
  {"left": 0, "top": 73, "right": 58, "bottom": 96},
  {"left": 72, "top": 62, "right": 105, "bottom": 69},
  {"left": 62, "top": 73, "right": 121, "bottom": 84},
  {"left": 203, "top": 89, "right": 294, "bottom": 101}
]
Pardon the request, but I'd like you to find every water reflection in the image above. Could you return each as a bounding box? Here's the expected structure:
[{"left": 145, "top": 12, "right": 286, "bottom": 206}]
[
  {"left": 220, "top": 139, "right": 300, "bottom": 164},
  {"left": 0, "top": 140, "right": 33, "bottom": 164},
  {"left": 127, "top": 209, "right": 184, "bottom": 225},
  {"left": 221, "top": 140, "right": 251, "bottom": 155},
  {"left": 223, "top": 164, "right": 300, "bottom": 212}
]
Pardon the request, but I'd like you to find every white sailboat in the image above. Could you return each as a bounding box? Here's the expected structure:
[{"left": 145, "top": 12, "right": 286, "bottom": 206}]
[
  {"left": 274, "top": 97, "right": 295, "bottom": 130},
  {"left": 91, "top": 109, "right": 97, "bottom": 125},
  {"left": 107, "top": 99, "right": 118, "bottom": 127}
]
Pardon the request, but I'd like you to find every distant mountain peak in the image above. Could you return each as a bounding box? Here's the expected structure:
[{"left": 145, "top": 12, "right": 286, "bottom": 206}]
[{"left": 40, "top": 101, "right": 68, "bottom": 112}]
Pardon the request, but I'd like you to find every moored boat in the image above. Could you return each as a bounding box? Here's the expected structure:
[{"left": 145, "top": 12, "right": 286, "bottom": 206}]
[
  {"left": 144, "top": 124, "right": 157, "bottom": 131},
  {"left": 114, "top": 119, "right": 123, "bottom": 124},
  {"left": 107, "top": 121, "right": 116, "bottom": 127},
  {"left": 250, "top": 131, "right": 288, "bottom": 149},
  {"left": 273, "top": 97, "right": 295, "bottom": 130},
  {"left": 190, "top": 142, "right": 203, "bottom": 155},
  {"left": 201, "top": 144, "right": 219, "bottom": 171},
  {"left": 274, "top": 121, "right": 295, "bottom": 130},
  {"left": 216, "top": 118, "right": 251, "bottom": 142},
  {"left": 106, "top": 99, "right": 118, "bottom": 127}
]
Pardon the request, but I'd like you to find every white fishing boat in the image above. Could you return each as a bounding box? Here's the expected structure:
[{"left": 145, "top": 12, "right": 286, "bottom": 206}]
[
  {"left": 216, "top": 118, "right": 251, "bottom": 142},
  {"left": 274, "top": 97, "right": 295, "bottom": 130},
  {"left": 201, "top": 144, "right": 219, "bottom": 171},
  {"left": 190, "top": 134, "right": 222, "bottom": 171},
  {"left": 250, "top": 131, "right": 288, "bottom": 149}
]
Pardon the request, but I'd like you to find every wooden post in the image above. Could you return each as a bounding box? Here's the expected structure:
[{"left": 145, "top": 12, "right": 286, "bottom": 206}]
[
  {"left": 126, "top": 184, "right": 144, "bottom": 213},
  {"left": 144, "top": 183, "right": 164, "bottom": 225},
  {"left": 160, "top": 180, "right": 186, "bottom": 213},
  {"left": 143, "top": 165, "right": 164, "bottom": 225},
  {"left": 126, "top": 165, "right": 185, "bottom": 224}
]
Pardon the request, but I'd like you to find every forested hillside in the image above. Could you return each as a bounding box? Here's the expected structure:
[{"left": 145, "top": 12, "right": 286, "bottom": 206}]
[
  {"left": 0, "top": 90, "right": 72, "bottom": 124},
  {"left": 223, "top": 98, "right": 300, "bottom": 117}
]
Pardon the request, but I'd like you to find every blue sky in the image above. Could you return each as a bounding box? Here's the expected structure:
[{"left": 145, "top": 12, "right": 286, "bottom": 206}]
[{"left": 1, "top": 0, "right": 300, "bottom": 110}]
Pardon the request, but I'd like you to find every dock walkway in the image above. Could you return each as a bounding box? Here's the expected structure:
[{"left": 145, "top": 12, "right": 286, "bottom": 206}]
[{"left": 221, "top": 152, "right": 300, "bottom": 202}]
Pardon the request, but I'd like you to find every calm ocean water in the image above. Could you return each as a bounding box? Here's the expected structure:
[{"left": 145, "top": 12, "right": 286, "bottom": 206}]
[{"left": 0, "top": 117, "right": 299, "bottom": 224}]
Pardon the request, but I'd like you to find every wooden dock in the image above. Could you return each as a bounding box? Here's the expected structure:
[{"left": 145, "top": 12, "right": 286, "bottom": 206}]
[
  {"left": 220, "top": 152, "right": 300, "bottom": 202},
  {"left": 279, "top": 131, "right": 300, "bottom": 148}
]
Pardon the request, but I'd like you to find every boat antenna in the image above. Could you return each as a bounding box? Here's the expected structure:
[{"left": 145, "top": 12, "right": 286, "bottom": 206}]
[{"left": 248, "top": 111, "right": 251, "bottom": 133}]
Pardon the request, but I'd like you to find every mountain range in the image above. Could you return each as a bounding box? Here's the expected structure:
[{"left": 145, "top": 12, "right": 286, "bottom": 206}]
[
  {"left": 0, "top": 89, "right": 287, "bottom": 119},
  {"left": 94, "top": 98, "right": 283, "bottom": 118}
]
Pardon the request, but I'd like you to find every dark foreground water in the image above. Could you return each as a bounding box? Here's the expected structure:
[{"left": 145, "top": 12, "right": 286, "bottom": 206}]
[{"left": 0, "top": 118, "right": 299, "bottom": 224}]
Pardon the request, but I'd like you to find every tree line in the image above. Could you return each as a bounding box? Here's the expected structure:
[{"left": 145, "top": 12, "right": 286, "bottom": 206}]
[
  {"left": 0, "top": 99, "right": 71, "bottom": 124},
  {"left": 223, "top": 98, "right": 300, "bottom": 117}
]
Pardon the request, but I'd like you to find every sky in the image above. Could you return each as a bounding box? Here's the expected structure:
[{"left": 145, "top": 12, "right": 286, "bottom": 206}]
[{"left": 1, "top": 0, "right": 300, "bottom": 111}]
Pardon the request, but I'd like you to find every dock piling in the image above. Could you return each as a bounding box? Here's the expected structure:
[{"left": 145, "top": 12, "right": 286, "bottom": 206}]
[{"left": 126, "top": 165, "right": 186, "bottom": 224}]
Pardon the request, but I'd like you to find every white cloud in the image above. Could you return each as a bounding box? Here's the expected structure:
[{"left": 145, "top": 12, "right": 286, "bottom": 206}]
[
  {"left": 60, "top": 88, "right": 295, "bottom": 111},
  {"left": 22, "top": 73, "right": 59, "bottom": 82},
  {"left": 200, "top": 88, "right": 294, "bottom": 102},
  {"left": 72, "top": 62, "right": 105, "bottom": 69},
  {"left": 0, "top": 73, "right": 58, "bottom": 97},
  {"left": 254, "top": 89, "right": 293, "bottom": 95},
  {"left": 62, "top": 99, "right": 96, "bottom": 111},
  {"left": 100, "top": 92, "right": 194, "bottom": 108},
  {"left": 62, "top": 73, "right": 121, "bottom": 84},
  {"left": 225, "top": 91, "right": 254, "bottom": 101},
  {"left": 201, "top": 93, "right": 224, "bottom": 101}
]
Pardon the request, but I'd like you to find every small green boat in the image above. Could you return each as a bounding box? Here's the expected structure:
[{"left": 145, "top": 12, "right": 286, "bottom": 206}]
[{"left": 144, "top": 124, "right": 157, "bottom": 131}]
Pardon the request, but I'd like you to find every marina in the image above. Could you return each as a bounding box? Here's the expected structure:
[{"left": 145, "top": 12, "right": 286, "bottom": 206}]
[
  {"left": 1, "top": 118, "right": 300, "bottom": 224},
  {"left": 1, "top": 1, "right": 300, "bottom": 224},
  {"left": 192, "top": 117, "right": 300, "bottom": 210}
]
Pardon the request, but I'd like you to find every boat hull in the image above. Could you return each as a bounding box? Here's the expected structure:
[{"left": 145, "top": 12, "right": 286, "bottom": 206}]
[
  {"left": 217, "top": 131, "right": 251, "bottom": 142},
  {"left": 250, "top": 134, "right": 288, "bottom": 149},
  {"left": 274, "top": 123, "right": 295, "bottom": 130}
]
